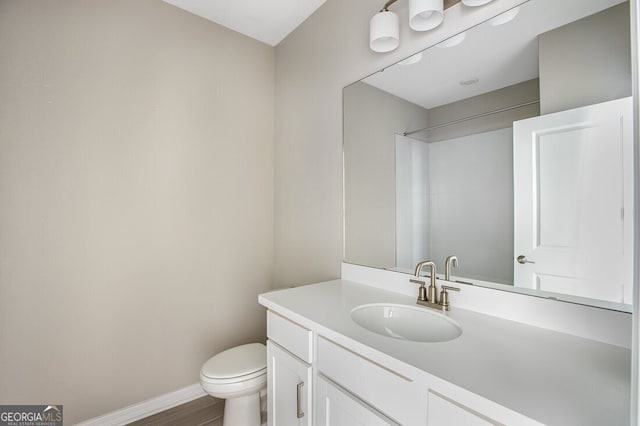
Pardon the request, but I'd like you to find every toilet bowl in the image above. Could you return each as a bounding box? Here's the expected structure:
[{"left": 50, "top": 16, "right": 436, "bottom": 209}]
[{"left": 200, "top": 343, "right": 267, "bottom": 426}]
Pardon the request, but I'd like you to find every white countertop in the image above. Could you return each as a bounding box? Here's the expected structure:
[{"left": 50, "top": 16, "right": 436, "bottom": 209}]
[{"left": 259, "top": 279, "right": 631, "bottom": 426}]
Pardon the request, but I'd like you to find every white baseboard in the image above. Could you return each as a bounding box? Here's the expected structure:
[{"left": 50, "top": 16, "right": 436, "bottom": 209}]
[{"left": 75, "top": 383, "right": 207, "bottom": 426}]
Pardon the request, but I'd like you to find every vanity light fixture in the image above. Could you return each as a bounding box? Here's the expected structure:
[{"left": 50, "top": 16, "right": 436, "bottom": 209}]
[
  {"left": 370, "top": 0, "right": 496, "bottom": 53},
  {"left": 370, "top": 7, "right": 400, "bottom": 52},
  {"left": 370, "top": 0, "right": 443, "bottom": 53},
  {"left": 409, "top": 0, "right": 444, "bottom": 31}
]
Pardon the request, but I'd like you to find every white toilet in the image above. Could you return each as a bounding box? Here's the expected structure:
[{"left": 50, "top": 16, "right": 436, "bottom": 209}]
[{"left": 200, "top": 343, "right": 267, "bottom": 426}]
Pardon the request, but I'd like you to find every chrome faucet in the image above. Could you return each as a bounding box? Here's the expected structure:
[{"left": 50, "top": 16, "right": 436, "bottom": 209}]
[
  {"left": 410, "top": 260, "right": 460, "bottom": 311},
  {"left": 410, "top": 261, "right": 436, "bottom": 303},
  {"left": 445, "top": 255, "right": 458, "bottom": 281}
]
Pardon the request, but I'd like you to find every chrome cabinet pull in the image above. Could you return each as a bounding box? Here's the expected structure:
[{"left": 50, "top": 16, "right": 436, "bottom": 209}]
[
  {"left": 517, "top": 255, "right": 536, "bottom": 264},
  {"left": 296, "top": 381, "right": 305, "bottom": 419}
]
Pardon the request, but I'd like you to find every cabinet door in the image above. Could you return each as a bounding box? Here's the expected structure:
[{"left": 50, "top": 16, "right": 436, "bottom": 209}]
[
  {"left": 316, "top": 336, "right": 427, "bottom": 424},
  {"left": 267, "top": 340, "right": 312, "bottom": 426},
  {"left": 428, "top": 391, "right": 497, "bottom": 426},
  {"left": 315, "top": 375, "right": 399, "bottom": 426}
]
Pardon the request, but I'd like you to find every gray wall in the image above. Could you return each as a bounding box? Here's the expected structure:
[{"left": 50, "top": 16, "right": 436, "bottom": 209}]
[
  {"left": 539, "top": 2, "right": 631, "bottom": 114},
  {"left": 344, "top": 82, "right": 429, "bottom": 268},
  {"left": 0, "top": 1, "right": 274, "bottom": 423}
]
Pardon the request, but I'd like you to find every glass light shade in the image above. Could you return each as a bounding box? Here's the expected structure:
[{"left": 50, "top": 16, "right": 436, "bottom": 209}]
[
  {"left": 370, "top": 10, "right": 400, "bottom": 52},
  {"left": 436, "top": 31, "right": 466, "bottom": 48},
  {"left": 461, "top": 0, "right": 494, "bottom": 6},
  {"left": 409, "top": 0, "right": 444, "bottom": 31},
  {"left": 398, "top": 52, "right": 423, "bottom": 65},
  {"left": 488, "top": 7, "right": 520, "bottom": 26}
]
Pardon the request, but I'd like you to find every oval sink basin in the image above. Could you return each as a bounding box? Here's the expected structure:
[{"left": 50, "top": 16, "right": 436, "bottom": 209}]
[{"left": 350, "top": 303, "right": 462, "bottom": 343}]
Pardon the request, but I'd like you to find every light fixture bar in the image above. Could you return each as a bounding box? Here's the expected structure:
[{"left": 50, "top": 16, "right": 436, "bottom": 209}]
[
  {"left": 380, "top": 0, "right": 399, "bottom": 11},
  {"left": 377, "top": 0, "right": 461, "bottom": 12}
]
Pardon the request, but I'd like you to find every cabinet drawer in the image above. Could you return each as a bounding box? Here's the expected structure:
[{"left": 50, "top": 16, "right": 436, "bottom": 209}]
[
  {"left": 428, "top": 391, "right": 498, "bottom": 426},
  {"left": 316, "top": 336, "right": 426, "bottom": 425},
  {"left": 267, "top": 310, "right": 313, "bottom": 363},
  {"left": 427, "top": 389, "right": 542, "bottom": 425},
  {"left": 315, "top": 374, "right": 399, "bottom": 426}
]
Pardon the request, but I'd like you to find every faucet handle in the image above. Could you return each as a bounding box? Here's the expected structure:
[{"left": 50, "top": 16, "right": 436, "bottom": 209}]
[
  {"left": 410, "top": 279, "right": 428, "bottom": 301},
  {"left": 441, "top": 285, "right": 460, "bottom": 291},
  {"left": 440, "top": 285, "right": 460, "bottom": 311}
]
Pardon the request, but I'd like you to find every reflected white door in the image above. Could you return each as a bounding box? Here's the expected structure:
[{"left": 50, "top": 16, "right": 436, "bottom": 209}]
[{"left": 513, "top": 97, "right": 633, "bottom": 304}]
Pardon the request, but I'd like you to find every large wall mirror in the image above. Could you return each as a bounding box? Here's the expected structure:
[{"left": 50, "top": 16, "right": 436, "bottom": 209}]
[{"left": 344, "top": 0, "right": 633, "bottom": 311}]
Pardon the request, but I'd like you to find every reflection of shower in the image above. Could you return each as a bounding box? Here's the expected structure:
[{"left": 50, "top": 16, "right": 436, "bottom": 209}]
[
  {"left": 395, "top": 127, "right": 515, "bottom": 284},
  {"left": 395, "top": 134, "right": 430, "bottom": 270},
  {"left": 404, "top": 100, "right": 539, "bottom": 137}
]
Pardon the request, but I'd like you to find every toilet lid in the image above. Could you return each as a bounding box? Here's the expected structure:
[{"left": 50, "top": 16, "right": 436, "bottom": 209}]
[{"left": 201, "top": 343, "right": 266, "bottom": 380}]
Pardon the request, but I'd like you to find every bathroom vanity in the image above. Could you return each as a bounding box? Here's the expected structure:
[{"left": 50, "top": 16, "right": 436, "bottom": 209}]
[
  {"left": 258, "top": 269, "right": 631, "bottom": 425},
  {"left": 263, "top": 0, "right": 635, "bottom": 423}
]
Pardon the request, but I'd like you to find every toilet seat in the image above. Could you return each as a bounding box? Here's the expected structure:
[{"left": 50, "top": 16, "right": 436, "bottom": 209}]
[
  {"left": 199, "top": 342, "right": 267, "bottom": 426},
  {"left": 200, "top": 367, "right": 266, "bottom": 385},
  {"left": 200, "top": 343, "right": 267, "bottom": 384}
]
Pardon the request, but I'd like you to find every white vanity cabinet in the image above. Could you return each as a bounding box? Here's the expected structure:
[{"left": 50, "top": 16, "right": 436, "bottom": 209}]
[
  {"left": 266, "top": 311, "right": 313, "bottom": 426},
  {"left": 259, "top": 279, "right": 630, "bottom": 426},
  {"left": 263, "top": 305, "right": 534, "bottom": 426}
]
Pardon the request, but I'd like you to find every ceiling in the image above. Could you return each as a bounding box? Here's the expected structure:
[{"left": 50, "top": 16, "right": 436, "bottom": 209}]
[{"left": 161, "top": 0, "right": 326, "bottom": 46}]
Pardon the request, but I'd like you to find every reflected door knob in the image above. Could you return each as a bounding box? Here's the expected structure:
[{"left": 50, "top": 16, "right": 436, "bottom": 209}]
[{"left": 516, "top": 255, "right": 535, "bottom": 264}]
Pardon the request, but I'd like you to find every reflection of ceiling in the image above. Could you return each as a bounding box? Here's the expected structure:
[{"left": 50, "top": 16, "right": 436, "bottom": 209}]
[
  {"left": 161, "top": 0, "right": 326, "bottom": 46},
  {"left": 362, "top": 0, "right": 625, "bottom": 109}
]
